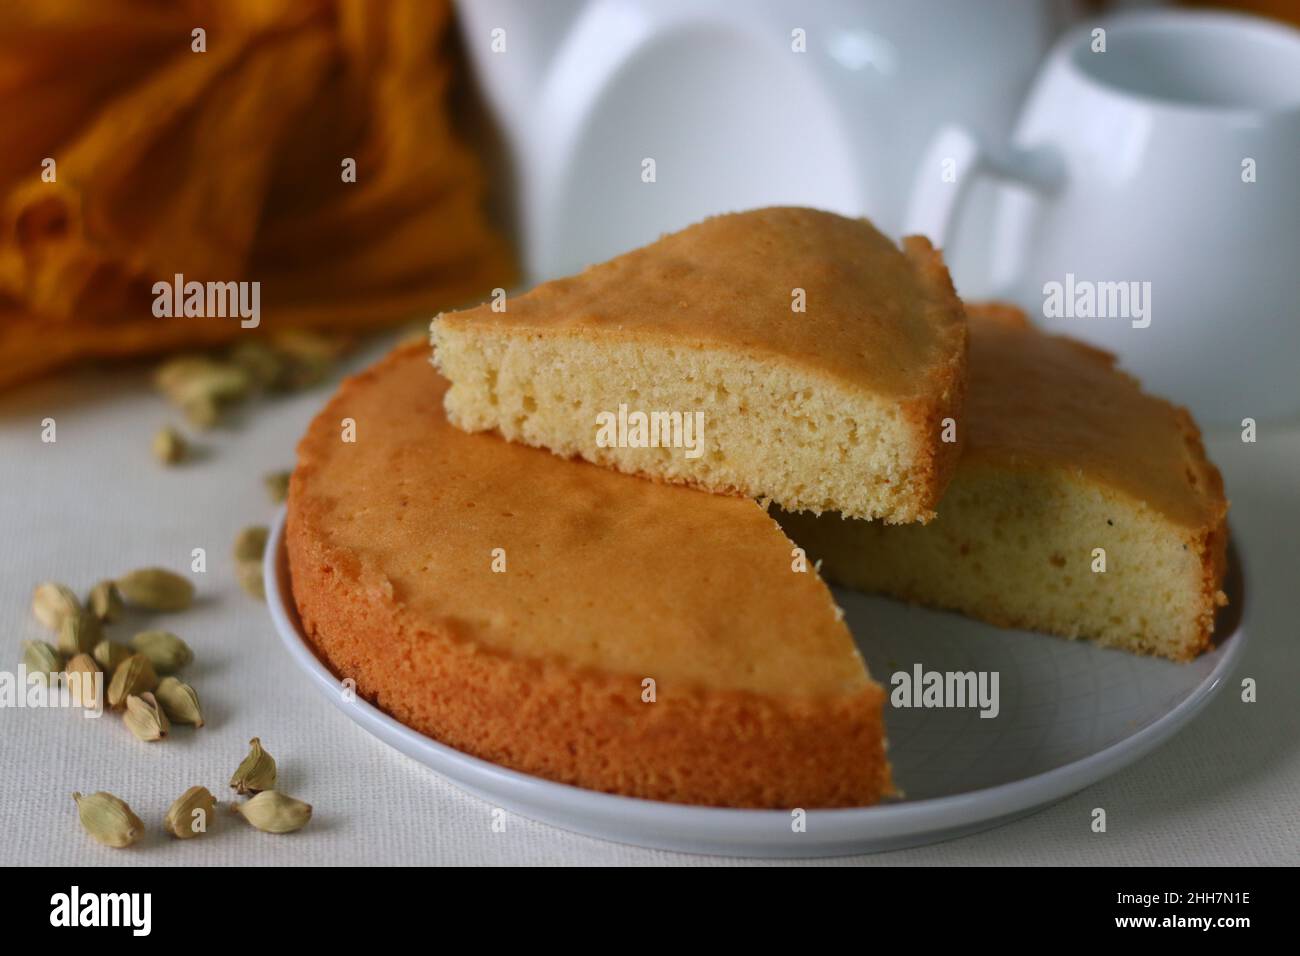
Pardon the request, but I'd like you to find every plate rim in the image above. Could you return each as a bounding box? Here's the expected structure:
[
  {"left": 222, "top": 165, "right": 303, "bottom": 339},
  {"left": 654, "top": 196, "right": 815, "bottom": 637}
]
[{"left": 263, "top": 509, "right": 1248, "bottom": 856}]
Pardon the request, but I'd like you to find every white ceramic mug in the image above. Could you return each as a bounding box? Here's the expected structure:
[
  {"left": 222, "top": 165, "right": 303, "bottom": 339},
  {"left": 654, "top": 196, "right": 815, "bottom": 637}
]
[{"left": 906, "top": 10, "right": 1300, "bottom": 424}]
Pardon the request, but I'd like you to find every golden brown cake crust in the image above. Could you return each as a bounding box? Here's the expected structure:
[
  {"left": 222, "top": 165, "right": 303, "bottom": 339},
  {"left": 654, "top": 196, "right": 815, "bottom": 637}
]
[
  {"left": 898, "top": 236, "right": 969, "bottom": 520},
  {"left": 964, "top": 303, "right": 1227, "bottom": 535},
  {"left": 440, "top": 207, "right": 966, "bottom": 402},
  {"left": 287, "top": 341, "right": 891, "bottom": 808}
]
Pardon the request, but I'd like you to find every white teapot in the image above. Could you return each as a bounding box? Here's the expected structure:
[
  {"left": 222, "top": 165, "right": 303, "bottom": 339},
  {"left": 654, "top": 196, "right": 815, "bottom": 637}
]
[{"left": 456, "top": 0, "right": 1079, "bottom": 281}]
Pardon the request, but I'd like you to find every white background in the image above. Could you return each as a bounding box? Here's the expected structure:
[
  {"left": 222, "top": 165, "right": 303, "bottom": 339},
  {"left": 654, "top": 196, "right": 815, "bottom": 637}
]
[{"left": 1, "top": 333, "right": 1296, "bottom": 866}]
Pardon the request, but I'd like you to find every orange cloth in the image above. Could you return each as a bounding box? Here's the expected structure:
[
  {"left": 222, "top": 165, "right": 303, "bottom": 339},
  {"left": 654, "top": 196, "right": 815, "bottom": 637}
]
[
  {"left": 0, "top": 0, "right": 514, "bottom": 389},
  {"left": 1180, "top": 0, "right": 1300, "bottom": 28}
]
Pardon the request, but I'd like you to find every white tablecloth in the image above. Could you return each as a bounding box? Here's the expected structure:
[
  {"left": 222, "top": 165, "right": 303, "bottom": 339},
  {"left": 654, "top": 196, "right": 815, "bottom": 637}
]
[{"left": 2, "top": 335, "right": 1296, "bottom": 866}]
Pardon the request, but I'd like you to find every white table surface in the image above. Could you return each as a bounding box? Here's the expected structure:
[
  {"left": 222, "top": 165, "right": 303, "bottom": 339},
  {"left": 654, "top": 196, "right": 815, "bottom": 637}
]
[{"left": 2, "top": 333, "right": 1297, "bottom": 866}]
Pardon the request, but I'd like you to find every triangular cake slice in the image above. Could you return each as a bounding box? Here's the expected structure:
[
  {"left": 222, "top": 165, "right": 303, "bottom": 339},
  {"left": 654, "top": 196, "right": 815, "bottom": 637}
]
[
  {"left": 432, "top": 206, "right": 967, "bottom": 523},
  {"left": 288, "top": 341, "right": 892, "bottom": 808},
  {"left": 779, "top": 304, "right": 1229, "bottom": 661}
]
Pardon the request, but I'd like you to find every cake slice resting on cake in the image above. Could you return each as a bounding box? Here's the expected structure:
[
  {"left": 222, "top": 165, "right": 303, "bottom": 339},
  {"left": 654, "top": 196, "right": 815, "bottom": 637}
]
[
  {"left": 432, "top": 206, "right": 967, "bottom": 523},
  {"left": 778, "top": 304, "right": 1229, "bottom": 661}
]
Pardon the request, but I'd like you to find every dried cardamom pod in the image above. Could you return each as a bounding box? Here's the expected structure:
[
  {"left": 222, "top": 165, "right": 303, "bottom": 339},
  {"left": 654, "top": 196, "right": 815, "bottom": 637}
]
[
  {"left": 152, "top": 425, "right": 187, "bottom": 465},
  {"left": 115, "top": 568, "right": 194, "bottom": 611},
  {"left": 155, "top": 676, "right": 204, "bottom": 727},
  {"left": 162, "top": 361, "right": 252, "bottom": 429},
  {"left": 129, "top": 630, "right": 193, "bottom": 673},
  {"left": 236, "top": 560, "right": 265, "bottom": 600},
  {"left": 269, "top": 329, "right": 349, "bottom": 390},
  {"left": 65, "top": 653, "right": 103, "bottom": 709},
  {"left": 228, "top": 340, "right": 287, "bottom": 389},
  {"left": 230, "top": 737, "right": 276, "bottom": 794},
  {"left": 73, "top": 791, "right": 144, "bottom": 848},
  {"left": 233, "top": 526, "right": 269, "bottom": 600},
  {"left": 32, "top": 581, "right": 80, "bottom": 631},
  {"left": 157, "top": 354, "right": 251, "bottom": 402},
  {"left": 172, "top": 363, "right": 252, "bottom": 405},
  {"left": 92, "top": 638, "right": 132, "bottom": 672},
  {"left": 22, "top": 640, "right": 62, "bottom": 684},
  {"left": 107, "top": 654, "right": 159, "bottom": 709},
  {"left": 164, "top": 786, "right": 216, "bottom": 839},
  {"left": 233, "top": 525, "right": 269, "bottom": 563},
  {"left": 232, "top": 790, "right": 312, "bottom": 834},
  {"left": 271, "top": 327, "right": 349, "bottom": 362},
  {"left": 123, "top": 692, "right": 169, "bottom": 741},
  {"left": 87, "top": 580, "right": 124, "bottom": 623},
  {"left": 155, "top": 354, "right": 220, "bottom": 396},
  {"left": 57, "top": 610, "right": 101, "bottom": 657},
  {"left": 263, "top": 470, "right": 291, "bottom": 505},
  {"left": 183, "top": 393, "right": 221, "bottom": 429}
]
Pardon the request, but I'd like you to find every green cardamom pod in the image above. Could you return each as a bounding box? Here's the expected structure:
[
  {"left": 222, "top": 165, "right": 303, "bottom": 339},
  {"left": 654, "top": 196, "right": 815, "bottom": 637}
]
[
  {"left": 22, "top": 640, "right": 62, "bottom": 684},
  {"left": 92, "top": 638, "right": 132, "bottom": 672},
  {"left": 233, "top": 790, "right": 312, "bottom": 834},
  {"left": 270, "top": 328, "right": 346, "bottom": 390},
  {"left": 160, "top": 361, "right": 252, "bottom": 429},
  {"left": 233, "top": 524, "right": 269, "bottom": 601},
  {"left": 129, "top": 630, "right": 193, "bottom": 673},
  {"left": 32, "top": 581, "right": 80, "bottom": 631},
  {"left": 229, "top": 340, "right": 288, "bottom": 389},
  {"left": 155, "top": 676, "right": 204, "bottom": 727},
  {"left": 152, "top": 425, "right": 187, "bottom": 465},
  {"left": 64, "top": 653, "right": 102, "bottom": 709},
  {"left": 164, "top": 786, "right": 216, "bottom": 839},
  {"left": 172, "top": 363, "right": 252, "bottom": 406},
  {"left": 263, "top": 470, "right": 291, "bottom": 504},
  {"left": 73, "top": 791, "right": 144, "bottom": 848},
  {"left": 57, "top": 610, "right": 101, "bottom": 657},
  {"left": 230, "top": 737, "right": 276, "bottom": 794},
  {"left": 154, "top": 354, "right": 220, "bottom": 396},
  {"left": 233, "top": 525, "right": 269, "bottom": 563},
  {"left": 115, "top": 568, "right": 194, "bottom": 611},
  {"left": 123, "top": 692, "right": 169, "bottom": 741},
  {"left": 87, "top": 580, "right": 124, "bottom": 623},
  {"left": 236, "top": 560, "right": 265, "bottom": 600},
  {"left": 107, "top": 654, "right": 159, "bottom": 709},
  {"left": 157, "top": 355, "right": 252, "bottom": 404},
  {"left": 183, "top": 393, "right": 222, "bottom": 429}
]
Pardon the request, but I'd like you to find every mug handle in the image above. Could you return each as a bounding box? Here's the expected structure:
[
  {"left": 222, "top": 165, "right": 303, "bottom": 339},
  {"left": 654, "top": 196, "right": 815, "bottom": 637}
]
[{"left": 902, "top": 124, "right": 1065, "bottom": 250}]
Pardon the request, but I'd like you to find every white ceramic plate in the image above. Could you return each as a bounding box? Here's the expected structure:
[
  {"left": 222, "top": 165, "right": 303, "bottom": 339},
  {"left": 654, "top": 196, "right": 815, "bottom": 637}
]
[{"left": 264, "top": 511, "right": 1247, "bottom": 858}]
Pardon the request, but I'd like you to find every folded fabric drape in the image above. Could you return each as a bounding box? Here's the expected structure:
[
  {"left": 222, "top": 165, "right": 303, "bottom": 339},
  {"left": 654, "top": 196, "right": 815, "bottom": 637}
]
[{"left": 0, "top": 0, "right": 514, "bottom": 389}]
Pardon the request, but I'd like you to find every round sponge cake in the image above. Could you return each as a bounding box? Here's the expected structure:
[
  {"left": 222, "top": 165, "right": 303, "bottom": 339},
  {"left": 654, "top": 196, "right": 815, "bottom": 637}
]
[{"left": 286, "top": 341, "right": 891, "bottom": 808}]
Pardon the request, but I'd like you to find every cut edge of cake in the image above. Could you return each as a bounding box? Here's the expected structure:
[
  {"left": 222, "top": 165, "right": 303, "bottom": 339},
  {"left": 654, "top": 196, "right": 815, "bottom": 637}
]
[
  {"left": 780, "top": 463, "right": 1227, "bottom": 661},
  {"left": 431, "top": 311, "right": 964, "bottom": 523}
]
